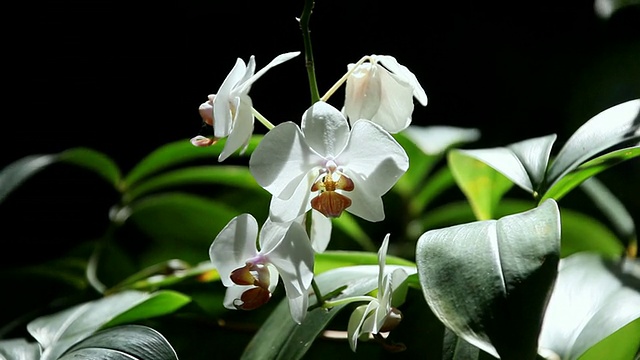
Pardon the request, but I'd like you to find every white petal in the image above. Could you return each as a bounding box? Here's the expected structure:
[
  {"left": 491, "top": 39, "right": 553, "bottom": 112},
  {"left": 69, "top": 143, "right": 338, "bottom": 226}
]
[
  {"left": 310, "top": 209, "right": 332, "bottom": 253},
  {"left": 369, "top": 67, "right": 415, "bottom": 133},
  {"left": 258, "top": 217, "right": 291, "bottom": 253},
  {"left": 250, "top": 122, "right": 322, "bottom": 199},
  {"left": 267, "top": 222, "right": 315, "bottom": 298},
  {"left": 287, "top": 293, "right": 309, "bottom": 324},
  {"left": 213, "top": 58, "right": 247, "bottom": 137},
  {"left": 376, "top": 54, "right": 428, "bottom": 106},
  {"left": 218, "top": 94, "right": 255, "bottom": 162},
  {"left": 236, "top": 51, "right": 300, "bottom": 95},
  {"left": 209, "top": 214, "right": 259, "bottom": 287},
  {"left": 338, "top": 119, "right": 409, "bottom": 195},
  {"left": 268, "top": 170, "right": 316, "bottom": 222},
  {"left": 301, "top": 101, "right": 350, "bottom": 157},
  {"left": 344, "top": 62, "right": 382, "bottom": 122},
  {"left": 348, "top": 303, "right": 375, "bottom": 352},
  {"left": 222, "top": 285, "right": 252, "bottom": 310},
  {"left": 378, "top": 234, "right": 390, "bottom": 288},
  {"left": 343, "top": 178, "right": 386, "bottom": 222}
]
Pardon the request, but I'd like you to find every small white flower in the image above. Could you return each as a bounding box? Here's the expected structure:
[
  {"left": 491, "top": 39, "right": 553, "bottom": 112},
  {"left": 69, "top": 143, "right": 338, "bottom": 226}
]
[
  {"left": 209, "top": 213, "right": 314, "bottom": 324},
  {"left": 344, "top": 54, "right": 427, "bottom": 133},
  {"left": 347, "top": 234, "right": 408, "bottom": 352},
  {"left": 249, "top": 101, "right": 409, "bottom": 223},
  {"left": 195, "top": 51, "right": 300, "bottom": 161}
]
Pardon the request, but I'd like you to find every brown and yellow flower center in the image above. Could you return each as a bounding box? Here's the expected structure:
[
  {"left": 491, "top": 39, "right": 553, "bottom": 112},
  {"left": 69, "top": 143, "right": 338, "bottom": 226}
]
[{"left": 310, "top": 170, "right": 355, "bottom": 218}]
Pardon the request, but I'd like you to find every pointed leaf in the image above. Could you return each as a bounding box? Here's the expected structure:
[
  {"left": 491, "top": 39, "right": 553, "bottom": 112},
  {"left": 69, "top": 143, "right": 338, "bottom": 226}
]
[
  {"left": 539, "top": 253, "right": 640, "bottom": 360},
  {"left": 58, "top": 147, "right": 122, "bottom": 187},
  {"left": 448, "top": 150, "right": 515, "bottom": 220},
  {"left": 546, "top": 99, "right": 640, "bottom": 187},
  {"left": 124, "top": 135, "right": 263, "bottom": 187},
  {"left": 125, "top": 165, "right": 262, "bottom": 201},
  {"left": 26, "top": 290, "right": 186, "bottom": 360},
  {"left": 0, "top": 154, "right": 57, "bottom": 204},
  {"left": 60, "top": 324, "right": 178, "bottom": 360},
  {"left": 416, "top": 199, "right": 561, "bottom": 359},
  {"left": 542, "top": 145, "right": 640, "bottom": 202}
]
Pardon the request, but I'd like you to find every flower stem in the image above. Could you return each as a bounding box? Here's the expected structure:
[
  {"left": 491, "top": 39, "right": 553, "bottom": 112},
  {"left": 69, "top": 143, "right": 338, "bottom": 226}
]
[
  {"left": 299, "top": 0, "right": 320, "bottom": 104},
  {"left": 251, "top": 107, "right": 275, "bottom": 130},
  {"left": 311, "top": 278, "right": 325, "bottom": 305},
  {"left": 320, "top": 55, "right": 370, "bottom": 102},
  {"left": 322, "top": 295, "right": 377, "bottom": 309}
]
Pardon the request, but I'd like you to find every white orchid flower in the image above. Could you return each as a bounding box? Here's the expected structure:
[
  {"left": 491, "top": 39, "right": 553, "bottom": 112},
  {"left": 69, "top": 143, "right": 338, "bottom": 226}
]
[
  {"left": 209, "top": 213, "right": 315, "bottom": 324},
  {"left": 194, "top": 51, "right": 300, "bottom": 161},
  {"left": 343, "top": 54, "right": 427, "bottom": 134},
  {"left": 249, "top": 101, "right": 409, "bottom": 223},
  {"left": 347, "top": 234, "right": 409, "bottom": 352}
]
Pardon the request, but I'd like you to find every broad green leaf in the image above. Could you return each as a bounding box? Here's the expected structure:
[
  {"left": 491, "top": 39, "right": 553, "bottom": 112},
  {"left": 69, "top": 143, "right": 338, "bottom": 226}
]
[
  {"left": 331, "top": 211, "right": 376, "bottom": 252},
  {"left": 106, "top": 290, "right": 191, "bottom": 327},
  {"left": 539, "top": 253, "right": 640, "bottom": 360},
  {"left": 416, "top": 199, "right": 561, "bottom": 359},
  {"left": 448, "top": 150, "right": 515, "bottom": 220},
  {"left": 58, "top": 147, "right": 122, "bottom": 187},
  {"left": 542, "top": 146, "right": 640, "bottom": 202},
  {"left": 394, "top": 126, "right": 480, "bottom": 196},
  {"left": 241, "top": 264, "right": 416, "bottom": 360},
  {"left": 60, "top": 324, "right": 178, "bottom": 360},
  {"left": 577, "top": 318, "right": 640, "bottom": 360},
  {"left": 0, "top": 338, "right": 40, "bottom": 360},
  {"left": 107, "top": 260, "right": 219, "bottom": 293},
  {"left": 26, "top": 290, "right": 186, "bottom": 360},
  {"left": 125, "top": 165, "right": 261, "bottom": 201},
  {"left": 116, "top": 193, "right": 239, "bottom": 265},
  {"left": 442, "top": 328, "right": 480, "bottom": 360},
  {"left": 452, "top": 134, "right": 557, "bottom": 194},
  {"left": 408, "top": 165, "right": 456, "bottom": 217},
  {"left": 315, "top": 250, "right": 416, "bottom": 275},
  {"left": 124, "top": 135, "right": 263, "bottom": 187},
  {"left": 546, "top": 99, "right": 640, "bottom": 187}
]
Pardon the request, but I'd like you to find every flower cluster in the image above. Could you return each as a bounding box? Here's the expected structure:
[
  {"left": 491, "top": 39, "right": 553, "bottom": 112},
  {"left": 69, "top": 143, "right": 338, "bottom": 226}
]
[{"left": 202, "top": 52, "right": 426, "bottom": 346}]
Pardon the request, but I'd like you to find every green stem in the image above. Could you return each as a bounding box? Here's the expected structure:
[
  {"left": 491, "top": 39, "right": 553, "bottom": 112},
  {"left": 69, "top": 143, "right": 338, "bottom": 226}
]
[
  {"left": 299, "top": 0, "right": 320, "bottom": 104},
  {"left": 311, "top": 278, "right": 324, "bottom": 305},
  {"left": 322, "top": 295, "right": 376, "bottom": 309},
  {"left": 320, "top": 55, "right": 370, "bottom": 102},
  {"left": 251, "top": 107, "right": 275, "bottom": 130}
]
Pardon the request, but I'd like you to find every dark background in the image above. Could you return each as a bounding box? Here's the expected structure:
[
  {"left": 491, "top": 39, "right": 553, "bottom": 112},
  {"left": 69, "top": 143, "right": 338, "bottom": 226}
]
[{"left": 2, "top": 0, "right": 640, "bottom": 263}]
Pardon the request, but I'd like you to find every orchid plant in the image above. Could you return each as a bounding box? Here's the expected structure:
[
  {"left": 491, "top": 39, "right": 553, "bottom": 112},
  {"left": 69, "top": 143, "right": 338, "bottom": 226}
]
[{"left": 1, "top": 1, "right": 639, "bottom": 360}]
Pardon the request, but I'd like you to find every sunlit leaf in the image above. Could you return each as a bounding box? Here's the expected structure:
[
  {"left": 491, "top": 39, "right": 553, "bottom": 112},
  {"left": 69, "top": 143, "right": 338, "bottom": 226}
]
[
  {"left": 0, "top": 338, "right": 40, "bottom": 360},
  {"left": 447, "top": 150, "right": 515, "bottom": 220},
  {"left": 58, "top": 147, "right": 122, "bottom": 187},
  {"left": 315, "top": 250, "right": 416, "bottom": 275},
  {"left": 408, "top": 166, "right": 456, "bottom": 217},
  {"left": 241, "top": 264, "right": 416, "bottom": 360},
  {"left": 545, "top": 99, "right": 640, "bottom": 188},
  {"left": 576, "top": 318, "right": 640, "bottom": 360},
  {"left": 124, "top": 135, "right": 263, "bottom": 187},
  {"left": 26, "top": 290, "right": 188, "bottom": 360},
  {"left": 416, "top": 199, "right": 561, "bottom": 359},
  {"left": 539, "top": 253, "right": 640, "bottom": 360},
  {"left": 59, "top": 324, "right": 178, "bottom": 360},
  {"left": 542, "top": 146, "right": 640, "bottom": 202},
  {"left": 125, "top": 165, "right": 262, "bottom": 201}
]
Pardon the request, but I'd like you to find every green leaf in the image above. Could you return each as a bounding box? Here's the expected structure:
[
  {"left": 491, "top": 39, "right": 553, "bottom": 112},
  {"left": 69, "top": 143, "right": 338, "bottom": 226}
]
[
  {"left": 60, "top": 324, "right": 178, "bottom": 360},
  {"left": 452, "top": 134, "right": 557, "bottom": 195},
  {"left": 539, "top": 253, "right": 640, "bottom": 360},
  {"left": 124, "top": 135, "right": 263, "bottom": 187},
  {"left": 125, "top": 165, "right": 261, "bottom": 201},
  {"left": 331, "top": 211, "right": 377, "bottom": 252},
  {"left": 447, "top": 150, "right": 515, "bottom": 220},
  {"left": 545, "top": 99, "right": 640, "bottom": 188},
  {"left": 106, "top": 290, "right": 191, "bottom": 328},
  {"left": 0, "top": 154, "right": 56, "bottom": 204},
  {"left": 542, "top": 146, "right": 640, "bottom": 202},
  {"left": 26, "top": 290, "right": 187, "bottom": 360},
  {"left": 577, "top": 318, "right": 640, "bottom": 360},
  {"left": 241, "top": 264, "right": 416, "bottom": 360},
  {"left": 116, "top": 193, "right": 239, "bottom": 265},
  {"left": 0, "top": 338, "right": 40, "bottom": 360},
  {"left": 408, "top": 165, "right": 456, "bottom": 217},
  {"left": 416, "top": 199, "right": 561, "bottom": 359},
  {"left": 58, "top": 147, "right": 122, "bottom": 187},
  {"left": 559, "top": 204, "right": 626, "bottom": 258},
  {"left": 315, "top": 250, "right": 416, "bottom": 275}
]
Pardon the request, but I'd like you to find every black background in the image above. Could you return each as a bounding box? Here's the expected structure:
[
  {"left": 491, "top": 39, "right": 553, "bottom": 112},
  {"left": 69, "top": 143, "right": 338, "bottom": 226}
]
[{"left": 2, "top": 0, "right": 640, "bottom": 264}]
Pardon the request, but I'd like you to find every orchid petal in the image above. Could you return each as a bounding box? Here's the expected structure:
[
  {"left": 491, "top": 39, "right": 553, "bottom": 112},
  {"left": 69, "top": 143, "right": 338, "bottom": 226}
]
[
  {"left": 250, "top": 122, "right": 322, "bottom": 199},
  {"left": 236, "top": 51, "right": 301, "bottom": 95},
  {"left": 378, "top": 234, "right": 390, "bottom": 286},
  {"left": 287, "top": 293, "right": 309, "bottom": 325},
  {"left": 222, "top": 285, "right": 254, "bottom": 309},
  {"left": 209, "top": 214, "right": 259, "bottom": 287},
  {"left": 341, "top": 178, "right": 386, "bottom": 221},
  {"left": 368, "top": 67, "right": 415, "bottom": 133},
  {"left": 213, "top": 58, "right": 247, "bottom": 137},
  {"left": 219, "top": 94, "right": 255, "bottom": 161},
  {"left": 376, "top": 54, "right": 428, "bottom": 106},
  {"left": 348, "top": 302, "right": 378, "bottom": 352},
  {"left": 268, "top": 169, "right": 316, "bottom": 222},
  {"left": 310, "top": 209, "right": 332, "bottom": 253},
  {"left": 338, "top": 120, "right": 409, "bottom": 195},
  {"left": 267, "top": 222, "right": 315, "bottom": 298},
  {"left": 344, "top": 62, "right": 382, "bottom": 122},
  {"left": 301, "top": 101, "right": 350, "bottom": 157}
]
